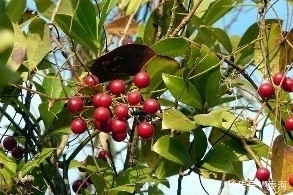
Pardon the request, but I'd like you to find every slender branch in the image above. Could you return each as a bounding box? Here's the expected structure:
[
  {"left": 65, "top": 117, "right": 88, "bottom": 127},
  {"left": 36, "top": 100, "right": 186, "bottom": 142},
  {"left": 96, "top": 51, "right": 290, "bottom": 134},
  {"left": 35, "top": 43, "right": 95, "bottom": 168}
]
[
  {"left": 166, "top": 0, "right": 177, "bottom": 37},
  {"left": 241, "top": 139, "right": 262, "bottom": 168}
]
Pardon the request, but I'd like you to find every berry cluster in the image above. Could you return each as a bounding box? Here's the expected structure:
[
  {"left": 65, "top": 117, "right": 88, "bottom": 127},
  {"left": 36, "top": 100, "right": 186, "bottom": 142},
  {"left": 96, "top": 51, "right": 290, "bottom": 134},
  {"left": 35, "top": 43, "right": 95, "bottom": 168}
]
[
  {"left": 68, "top": 71, "right": 159, "bottom": 142},
  {"left": 2, "top": 136, "right": 24, "bottom": 159}
]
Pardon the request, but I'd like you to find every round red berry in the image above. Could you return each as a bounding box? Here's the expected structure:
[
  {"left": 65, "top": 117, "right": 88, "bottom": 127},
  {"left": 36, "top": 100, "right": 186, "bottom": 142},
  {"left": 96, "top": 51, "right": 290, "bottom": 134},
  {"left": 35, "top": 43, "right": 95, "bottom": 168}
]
[
  {"left": 11, "top": 146, "right": 24, "bottom": 159},
  {"left": 285, "top": 116, "right": 293, "bottom": 131},
  {"left": 84, "top": 74, "right": 99, "bottom": 87},
  {"left": 256, "top": 167, "right": 270, "bottom": 181},
  {"left": 289, "top": 175, "right": 293, "bottom": 187},
  {"left": 114, "top": 104, "right": 128, "bottom": 119},
  {"left": 137, "top": 122, "right": 154, "bottom": 139},
  {"left": 127, "top": 91, "right": 141, "bottom": 105},
  {"left": 143, "top": 99, "right": 160, "bottom": 114},
  {"left": 98, "top": 150, "right": 109, "bottom": 161},
  {"left": 71, "top": 117, "right": 87, "bottom": 134},
  {"left": 94, "top": 107, "right": 111, "bottom": 122},
  {"left": 92, "top": 93, "right": 112, "bottom": 108},
  {"left": 133, "top": 71, "right": 150, "bottom": 88},
  {"left": 109, "top": 80, "right": 126, "bottom": 95},
  {"left": 282, "top": 77, "right": 293, "bottom": 92},
  {"left": 2, "top": 136, "right": 17, "bottom": 151},
  {"left": 111, "top": 118, "right": 128, "bottom": 134},
  {"left": 257, "top": 83, "right": 274, "bottom": 99},
  {"left": 72, "top": 179, "right": 88, "bottom": 193},
  {"left": 67, "top": 97, "right": 84, "bottom": 113},
  {"left": 112, "top": 131, "right": 127, "bottom": 142},
  {"left": 273, "top": 72, "right": 286, "bottom": 86}
]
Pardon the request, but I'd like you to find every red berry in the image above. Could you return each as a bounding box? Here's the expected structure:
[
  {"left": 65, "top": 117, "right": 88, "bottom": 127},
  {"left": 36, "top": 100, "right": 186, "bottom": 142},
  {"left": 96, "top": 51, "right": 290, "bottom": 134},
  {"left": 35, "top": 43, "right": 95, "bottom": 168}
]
[
  {"left": 114, "top": 104, "right": 128, "bottom": 119},
  {"left": 127, "top": 91, "right": 141, "bottom": 105},
  {"left": 273, "top": 72, "right": 286, "bottom": 86},
  {"left": 109, "top": 80, "right": 126, "bottom": 95},
  {"left": 72, "top": 179, "right": 88, "bottom": 193},
  {"left": 282, "top": 77, "right": 293, "bottom": 92},
  {"left": 257, "top": 83, "right": 274, "bottom": 99},
  {"left": 92, "top": 93, "right": 112, "bottom": 108},
  {"left": 2, "top": 136, "right": 17, "bottom": 151},
  {"left": 11, "top": 146, "right": 24, "bottom": 159},
  {"left": 71, "top": 117, "right": 87, "bottom": 134},
  {"left": 137, "top": 122, "right": 154, "bottom": 139},
  {"left": 255, "top": 167, "right": 270, "bottom": 181},
  {"left": 111, "top": 118, "right": 128, "bottom": 134},
  {"left": 67, "top": 97, "right": 84, "bottom": 113},
  {"left": 94, "top": 107, "right": 111, "bottom": 122},
  {"left": 95, "top": 119, "right": 113, "bottom": 133},
  {"left": 143, "top": 99, "right": 160, "bottom": 114},
  {"left": 285, "top": 116, "right": 293, "bottom": 131},
  {"left": 84, "top": 74, "right": 99, "bottom": 87},
  {"left": 288, "top": 175, "right": 293, "bottom": 187},
  {"left": 133, "top": 71, "right": 150, "bottom": 88},
  {"left": 112, "top": 131, "right": 127, "bottom": 142},
  {"left": 98, "top": 150, "right": 109, "bottom": 161}
]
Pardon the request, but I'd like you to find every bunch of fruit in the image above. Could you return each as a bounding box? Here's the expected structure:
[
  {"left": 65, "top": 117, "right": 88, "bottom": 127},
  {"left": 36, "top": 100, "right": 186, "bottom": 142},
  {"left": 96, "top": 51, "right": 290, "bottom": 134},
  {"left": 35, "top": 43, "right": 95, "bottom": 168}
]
[
  {"left": 68, "top": 71, "right": 159, "bottom": 142},
  {"left": 2, "top": 136, "right": 24, "bottom": 159}
]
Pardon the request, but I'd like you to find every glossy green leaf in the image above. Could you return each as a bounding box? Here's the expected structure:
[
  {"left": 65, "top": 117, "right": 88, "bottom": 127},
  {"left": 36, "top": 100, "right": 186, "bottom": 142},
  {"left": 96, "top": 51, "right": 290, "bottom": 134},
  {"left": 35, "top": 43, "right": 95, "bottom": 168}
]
[
  {"left": 222, "top": 139, "right": 251, "bottom": 161},
  {"left": 18, "top": 148, "right": 55, "bottom": 176},
  {"left": 150, "top": 38, "right": 190, "bottom": 58},
  {"left": 116, "top": 165, "right": 151, "bottom": 186},
  {"left": 55, "top": 14, "right": 99, "bottom": 53},
  {"left": 39, "top": 101, "right": 64, "bottom": 128},
  {"left": 141, "top": 56, "right": 180, "bottom": 99},
  {"left": 249, "top": 140, "right": 270, "bottom": 159},
  {"left": 71, "top": 0, "right": 97, "bottom": 42},
  {"left": 202, "top": 142, "right": 240, "bottom": 175},
  {"left": 162, "top": 108, "right": 197, "bottom": 131},
  {"left": 42, "top": 74, "right": 63, "bottom": 98},
  {"left": 98, "top": 0, "right": 118, "bottom": 36},
  {"left": 26, "top": 18, "right": 51, "bottom": 71},
  {"left": 35, "top": 0, "right": 54, "bottom": 19},
  {"left": 152, "top": 135, "right": 190, "bottom": 165},
  {"left": 6, "top": 0, "right": 26, "bottom": 23},
  {"left": 194, "top": 108, "right": 229, "bottom": 128},
  {"left": 192, "top": 128, "right": 208, "bottom": 162},
  {"left": 162, "top": 73, "right": 202, "bottom": 109}
]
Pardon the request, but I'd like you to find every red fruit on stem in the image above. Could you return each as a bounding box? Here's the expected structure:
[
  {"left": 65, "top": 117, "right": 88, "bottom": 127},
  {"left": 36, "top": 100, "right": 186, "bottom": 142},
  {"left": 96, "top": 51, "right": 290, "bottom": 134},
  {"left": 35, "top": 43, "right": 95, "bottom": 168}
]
[
  {"left": 127, "top": 91, "right": 141, "bottom": 105},
  {"left": 2, "top": 136, "right": 17, "bottom": 151},
  {"left": 112, "top": 131, "right": 127, "bottom": 142},
  {"left": 289, "top": 175, "right": 293, "bottom": 187},
  {"left": 143, "top": 99, "right": 160, "bottom": 114},
  {"left": 72, "top": 179, "right": 88, "bottom": 193},
  {"left": 285, "top": 116, "right": 293, "bottom": 131},
  {"left": 84, "top": 74, "right": 99, "bottom": 87},
  {"left": 98, "top": 150, "right": 109, "bottom": 161},
  {"left": 11, "top": 146, "right": 24, "bottom": 159},
  {"left": 71, "top": 117, "right": 87, "bottom": 134},
  {"left": 94, "top": 107, "right": 111, "bottom": 122},
  {"left": 111, "top": 118, "right": 128, "bottom": 134},
  {"left": 67, "top": 97, "right": 84, "bottom": 113},
  {"left": 137, "top": 122, "right": 154, "bottom": 139},
  {"left": 282, "top": 77, "right": 293, "bottom": 92},
  {"left": 273, "top": 72, "right": 286, "bottom": 86},
  {"left": 133, "top": 71, "right": 150, "bottom": 88},
  {"left": 256, "top": 167, "right": 270, "bottom": 181},
  {"left": 114, "top": 104, "right": 128, "bottom": 119},
  {"left": 92, "top": 93, "right": 112, "bottom": 108},
  {"left": 257, "top": 83, "right": 274, "bottom": 99},
  {"left": 109, "top": 80, "right": 126, "bottom": 95}
]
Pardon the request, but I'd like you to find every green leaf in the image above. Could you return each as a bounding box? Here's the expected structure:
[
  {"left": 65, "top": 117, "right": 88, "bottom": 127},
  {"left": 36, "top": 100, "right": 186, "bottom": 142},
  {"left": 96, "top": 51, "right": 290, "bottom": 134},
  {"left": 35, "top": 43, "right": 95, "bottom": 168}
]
[
  {"left": 202, "top": 143, "right": 240, "bottom": 175},
  {"left": 141, "top": 56, "right": 180, "bottom": 99},
  {"left": 42, "top": 73, "right": 63, "bottom": 98},
  {"left": 152, "top": 135, "right": 190, "bottom": 165},
  {"left": 55, "top": 14, "right": 99, "bottom": 53},
  {"left": 39, "top": 101, "right": 64, "bottom": 128},
  {"left": 35, "top": 0, "right": 55, "bottom": 19},
  {"left": 249, "top": 140, "right": 270, "bottom": 158},
  {"left": 194, "top": 108, "right": 229, "bottom": 128},
  {"left": 26, "top": 17, "right": 51, "bottom": 71},
  {"left": 5, "top": 0, "right": 27, "bottom": 23},
  {"left": 148, "top": 185, "right": 164, "bottom": 195},
  {"left": 162, "top": 73, "right": 202, "bottom": 109},
  {"left": 0, "top": 11, "right": 14, "bottom": 65},
  {"left": 125, "top": 0, "right": 148, "bottom": 15},
  {"left": 18, "top": 148, "right": 55, "bottom": 176},
  {"left": 0, "top": 149, "right": 16, "bottom": 187},
  {"left": 116, "top": 165, "right": 151, "bottom": 186},
  {"left": 98, "top": 0, "right": 118, "bottom": 37},
  {"left": 192, "top": 128, "right": 208, "bottom": 162},
  {"left": 162, "top": 108, "right": 197, "bottom": 132},
  {"left": 150, "top": 37, "right": 190, "bottom": 58},
  {"left": 71, "top": 0, "right": 97, "bottom": 43}
]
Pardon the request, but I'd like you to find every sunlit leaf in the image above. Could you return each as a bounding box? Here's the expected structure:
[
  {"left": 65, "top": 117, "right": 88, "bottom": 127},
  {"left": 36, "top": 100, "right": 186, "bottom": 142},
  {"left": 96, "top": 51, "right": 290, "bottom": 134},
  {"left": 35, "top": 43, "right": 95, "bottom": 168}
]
[{"left": 5, "top": 0, "right": 27, "bottom": 23}]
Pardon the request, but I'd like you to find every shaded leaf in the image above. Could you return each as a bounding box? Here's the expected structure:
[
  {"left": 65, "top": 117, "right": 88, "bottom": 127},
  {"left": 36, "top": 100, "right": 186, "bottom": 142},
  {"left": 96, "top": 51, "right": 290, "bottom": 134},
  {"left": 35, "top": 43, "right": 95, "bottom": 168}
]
[
  {"left": 152, "top": 135, "right": 190, "bottom": 165},
  {"left": 35, "top": 0, "right": 54, "bottom": 19},
  {"left": 5, "top": 0, "right": 27, "bottom": 23},
  {"left": 192, "top": 128, "right": 208, "bottom": 162},
  {"left": 162, "top": 108, "right": 197, "bottom": 132}
]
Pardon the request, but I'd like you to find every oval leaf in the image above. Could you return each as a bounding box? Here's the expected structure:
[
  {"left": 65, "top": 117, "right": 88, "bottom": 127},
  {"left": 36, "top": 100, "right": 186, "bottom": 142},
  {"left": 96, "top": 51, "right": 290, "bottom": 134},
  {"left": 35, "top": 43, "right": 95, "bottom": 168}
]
[{"left": 152, "top": 135, "right": 190, "bottom": 165}]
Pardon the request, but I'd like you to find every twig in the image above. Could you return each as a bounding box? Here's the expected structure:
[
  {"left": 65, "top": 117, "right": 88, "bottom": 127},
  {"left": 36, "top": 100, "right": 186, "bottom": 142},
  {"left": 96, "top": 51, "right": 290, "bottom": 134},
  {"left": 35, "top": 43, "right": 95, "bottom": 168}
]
[
  {"left": 241, "top": 139, "right": 262, "bottom": 168},
  {"left": 166, "top": 0, "right": 177, "bottom": 37}
]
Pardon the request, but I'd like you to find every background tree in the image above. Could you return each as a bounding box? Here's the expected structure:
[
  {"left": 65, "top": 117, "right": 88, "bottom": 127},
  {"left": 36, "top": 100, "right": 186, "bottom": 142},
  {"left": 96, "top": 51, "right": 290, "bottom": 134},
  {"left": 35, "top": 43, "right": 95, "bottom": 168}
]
[{"left": 0, "top": 0, "right": 293, "bottom": 194}]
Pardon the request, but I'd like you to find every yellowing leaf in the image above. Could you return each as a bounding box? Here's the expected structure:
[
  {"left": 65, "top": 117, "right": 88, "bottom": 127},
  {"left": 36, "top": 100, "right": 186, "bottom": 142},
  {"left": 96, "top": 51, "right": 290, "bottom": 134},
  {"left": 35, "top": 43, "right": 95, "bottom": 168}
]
[{"left": 105, "top": 15, "right": 138, "bottom": 37}]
